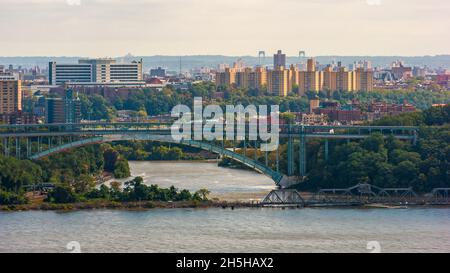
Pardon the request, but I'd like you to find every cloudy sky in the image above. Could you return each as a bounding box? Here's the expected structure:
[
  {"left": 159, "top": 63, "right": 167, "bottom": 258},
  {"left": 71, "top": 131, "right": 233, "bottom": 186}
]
[{"left": 0, "top": 0, "right": 449, "bottom": 56}]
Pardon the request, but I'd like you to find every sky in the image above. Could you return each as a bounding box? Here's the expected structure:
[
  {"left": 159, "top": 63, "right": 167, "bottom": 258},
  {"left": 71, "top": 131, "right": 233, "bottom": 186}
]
[{"left": 0, "top": 0, "right": 449, "bottom": 57}]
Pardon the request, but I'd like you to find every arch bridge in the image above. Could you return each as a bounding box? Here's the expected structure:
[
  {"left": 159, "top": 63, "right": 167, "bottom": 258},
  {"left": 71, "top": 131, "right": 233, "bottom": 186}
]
[{"left": 0, "top": 122, "right": 419, "bottom": 188}]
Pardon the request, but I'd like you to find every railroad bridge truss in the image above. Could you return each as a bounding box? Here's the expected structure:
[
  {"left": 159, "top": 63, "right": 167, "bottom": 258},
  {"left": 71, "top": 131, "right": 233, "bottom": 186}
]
[{"left": 262, "top": 184, "right": 450, "bottom": 206}]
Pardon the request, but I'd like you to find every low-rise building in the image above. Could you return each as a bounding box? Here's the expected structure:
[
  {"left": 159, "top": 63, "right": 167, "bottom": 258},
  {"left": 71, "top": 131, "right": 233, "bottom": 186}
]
[
  {"left": 0, "top": 111, "right": 39, "bottom": 125},
  {"left": 302, "top": 113, "right": 327, "bottom": 125}
]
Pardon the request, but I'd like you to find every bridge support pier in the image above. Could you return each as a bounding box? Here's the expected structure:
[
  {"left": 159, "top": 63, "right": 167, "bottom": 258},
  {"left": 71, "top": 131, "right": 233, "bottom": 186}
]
[
  {"left": 287, "top": 132, "right": 294, "bottom": 176},
  {"left": 276, "top": 145, "right": 279, "bottom": 172},
  {"left": 413, "top": 130, "right": 418, "bottom": 146},
  {"left": 3, "top": 138, "right": 9, "bottom": 157},
  {"left": 254, "top": 140, "right": 257, "bottom": 161},
  {"left": 299, "top": 134, "right": 306, "bottom": 177},
  {"left": 26, "top": 138, "right": 31, "bottom": 158},
  {"left": 16, "top": 137, "right": 20, "bottom": 160},
  {"left": 324, "top": 140, "right": 329, "bottom": 161},
  {"left": 265, "top": 148, "right": 268, "bottom": 166}
]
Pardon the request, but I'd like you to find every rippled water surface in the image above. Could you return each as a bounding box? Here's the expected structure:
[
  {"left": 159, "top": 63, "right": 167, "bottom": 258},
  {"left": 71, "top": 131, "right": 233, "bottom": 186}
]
[
  {"left": 109, "top": 161, "right": 276, "bottom": 200},
  {"left": 1, "top": 162, "right": 449, "bottom": 253},
  {"left": 1, "top": 208, "right": 449, "bottom": 253}
]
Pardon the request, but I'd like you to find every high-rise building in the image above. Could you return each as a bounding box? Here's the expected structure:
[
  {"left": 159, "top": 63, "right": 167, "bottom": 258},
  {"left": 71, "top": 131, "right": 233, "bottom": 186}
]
[
  {"left": 45, "top": 98, "right": 65, "bottom": 124},
  {"left": 355, "top": 68, "right": 373, "bottom": 92},
  {"left": 0, "top": 74, "right": 22, "bottom": 115},
  {"left": 268, "top": 66, "right": 289, "bottom": 97},
  {"left": 248, "top": 67, "right": 267, "bottom": 90},
  {"left": 49, "top": 58, "right": 144, "bottom": 87},
  {"left": 322, "top": 66, "right": 337, "bottom": 95},
  {"left": 336, "top": 67, "right": 355, "bottom": 92},
  {"left": 46, "top": 89, "right": 81, "bottom": 124},
  {"left": 307, "top": 58, "right": 316, "bottom": 72},
  {"left": 236, "top": 68, "right": 252, "bottom": 89},
  {"left": 298, "top": 58, "right": 323, "bottom": 94},
  {"left": 288, "top": 65, "right": 299, "bottom": 90},
  {"left": 215, "top": 67, "right": 237, "bottom": 88},
  {"left": 214, "top": 56, "right": 373, "bottom": 96},
  {"left": 273, "top": 50, "right": 286, "bottom": 68}
]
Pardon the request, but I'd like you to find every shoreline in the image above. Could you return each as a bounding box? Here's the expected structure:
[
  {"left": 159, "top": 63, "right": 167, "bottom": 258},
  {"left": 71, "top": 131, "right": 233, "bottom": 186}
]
[{"left": 1, "top": 200, "right": 449, "bottom": 212}]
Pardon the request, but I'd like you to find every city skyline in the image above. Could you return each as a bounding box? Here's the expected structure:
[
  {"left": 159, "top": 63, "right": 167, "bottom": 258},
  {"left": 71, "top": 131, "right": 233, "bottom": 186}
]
[{"left": 0, "top": 0, "right": 449, "bottom": 57}]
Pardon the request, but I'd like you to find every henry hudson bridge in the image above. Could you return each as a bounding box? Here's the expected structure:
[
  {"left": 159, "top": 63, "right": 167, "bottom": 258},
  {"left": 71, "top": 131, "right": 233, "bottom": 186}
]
[{"left": 0, "top": 122, "right": 419, "bottom": 189}]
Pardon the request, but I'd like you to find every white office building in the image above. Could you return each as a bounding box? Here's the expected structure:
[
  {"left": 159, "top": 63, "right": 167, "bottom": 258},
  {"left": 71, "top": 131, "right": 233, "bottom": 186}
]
[{"left": 49, "top": 58, "right": 144, "bottom": 87}]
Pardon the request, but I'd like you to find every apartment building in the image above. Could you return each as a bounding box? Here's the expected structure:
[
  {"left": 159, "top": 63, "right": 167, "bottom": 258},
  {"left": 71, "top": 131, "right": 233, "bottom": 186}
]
[
  {"left": 49, "top": 58, "right": 144, "bottom": 87},
  {"left": 0, "top": 74, "right": 22, "bottom": 115}
]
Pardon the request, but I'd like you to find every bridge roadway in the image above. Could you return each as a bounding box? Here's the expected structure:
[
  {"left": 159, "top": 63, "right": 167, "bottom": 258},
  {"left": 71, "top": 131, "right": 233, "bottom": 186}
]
[
  {"left": 0, "top": 122, "right": 419, "bottom": 187},
  {"left": 0, "top": 122, "right": 419, "bottom": 140}
]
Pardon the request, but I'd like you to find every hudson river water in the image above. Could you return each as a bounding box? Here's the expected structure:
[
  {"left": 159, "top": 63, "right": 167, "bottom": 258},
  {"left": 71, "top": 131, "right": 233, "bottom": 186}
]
[{"left": 1, "top": 162, "right": 449, "bottom": 253}]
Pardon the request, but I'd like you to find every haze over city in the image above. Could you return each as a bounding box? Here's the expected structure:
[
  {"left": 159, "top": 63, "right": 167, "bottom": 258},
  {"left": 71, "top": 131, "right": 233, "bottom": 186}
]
[
  {"left": 0, "top": 0, "right": 449, "bottom": 57},
  {"left": 0, "top": 0, "right": 450, "bottom": 257}
]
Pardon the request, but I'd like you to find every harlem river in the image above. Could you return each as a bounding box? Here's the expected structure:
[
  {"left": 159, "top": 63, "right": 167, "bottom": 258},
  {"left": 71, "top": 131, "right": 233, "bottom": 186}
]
[{"left": 0, "top": 161, "right": 449, "bottom": 253}]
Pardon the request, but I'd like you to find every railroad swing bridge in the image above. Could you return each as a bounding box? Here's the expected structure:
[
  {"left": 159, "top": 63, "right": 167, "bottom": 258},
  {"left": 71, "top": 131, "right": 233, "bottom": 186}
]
[
  {"left": 262, "top": 183, "right": 450, "bottom": 207},
  {"left": 0, "top": 122, "right": 419, "bottom": 190}
]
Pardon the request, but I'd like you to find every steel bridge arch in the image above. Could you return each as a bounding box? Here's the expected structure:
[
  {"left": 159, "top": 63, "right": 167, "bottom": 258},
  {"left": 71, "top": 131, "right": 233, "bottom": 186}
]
[{"left": 29, "top": 134, "right": 285, "bottom": 186}]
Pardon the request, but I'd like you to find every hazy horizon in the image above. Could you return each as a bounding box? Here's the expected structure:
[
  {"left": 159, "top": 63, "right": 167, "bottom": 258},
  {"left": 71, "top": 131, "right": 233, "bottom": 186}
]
[
  {"left": 1, "top": 54, "right": 450, "bottom": 58},
  {"left": 0, "top": 0, "right": 449, "bottom": 57}
]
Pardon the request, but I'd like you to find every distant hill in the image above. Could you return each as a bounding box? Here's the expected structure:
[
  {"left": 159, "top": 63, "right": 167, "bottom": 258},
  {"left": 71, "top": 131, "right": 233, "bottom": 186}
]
[{"left": 1, "top": 55, "right": 449, "bottom": 72}]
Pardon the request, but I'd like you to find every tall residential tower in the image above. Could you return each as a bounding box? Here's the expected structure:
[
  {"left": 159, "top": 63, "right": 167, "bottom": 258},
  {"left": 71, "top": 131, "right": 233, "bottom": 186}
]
[{"left": 0, "top": 73, "right": 22, "bottom": 115}]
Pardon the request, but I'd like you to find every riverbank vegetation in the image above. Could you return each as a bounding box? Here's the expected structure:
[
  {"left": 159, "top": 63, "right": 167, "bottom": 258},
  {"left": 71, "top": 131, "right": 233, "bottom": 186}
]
[
  {"left": 0, "top": 138, "right": 216, "bottom": 206},
  {"left": 219, "top": 104, "right": 449, "bottom": 193},
  {"left": 45, "top": 176, "right": 210, "bottom": 204},
  {"left": 0, "top": 144, "right": 130, "bottom": 205},
  {"left": 1, "top": 172, "right": 210, "bottom": 207},
  {"left": 296, "top": 104, "right": 449, "bottom": 192}
]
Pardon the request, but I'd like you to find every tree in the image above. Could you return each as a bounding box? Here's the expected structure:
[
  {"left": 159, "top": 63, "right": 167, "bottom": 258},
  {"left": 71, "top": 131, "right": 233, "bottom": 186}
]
[
  {"left": 177, "top": 189, "right": 192, "bottom": 201},
  {"left": 103, "top": 148, "right": 119, "bottom": 172},
  {"left": 280, "top": 112, "right": 296, "bottom": 124},
  {"left": 113, "top": 159, "right": 131, "bottom": 179},
  {"left": 0, "top": 190, "right": 28, "bottom": 205},
  {"left": 393, "top": 161, "right": 419, "bottom": 187},
  {"left": 195, "top": 189, "right": 210, "bottom": 201},
  {"left": 361, "top": 133, "right": 385, "bottom": 153},
  {"left": 47, "top": 185, "right": 78, "bottom": 204},
  {"left": 73, "top": 174, "right": 95, "bottom": 194}
]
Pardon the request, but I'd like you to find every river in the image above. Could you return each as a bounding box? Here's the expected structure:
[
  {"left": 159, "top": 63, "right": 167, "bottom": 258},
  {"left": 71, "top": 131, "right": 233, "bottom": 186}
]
[
  {"left": 107, "top": 161, "right": 277, "bottom": 201},
  {"left": 1, "top": 161, "right": 449, "bottom": 253}
]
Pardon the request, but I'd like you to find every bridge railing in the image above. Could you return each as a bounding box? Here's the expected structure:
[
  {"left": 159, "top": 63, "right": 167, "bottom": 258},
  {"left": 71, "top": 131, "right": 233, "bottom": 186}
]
[{"left": 0, "top": 122, "right": 419, "bottom": 137}]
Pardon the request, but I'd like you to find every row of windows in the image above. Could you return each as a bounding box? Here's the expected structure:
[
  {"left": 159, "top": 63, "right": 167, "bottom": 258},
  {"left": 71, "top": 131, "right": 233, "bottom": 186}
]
[{"left": 55, "top": 65, "right": 91, "bottom": 68}]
